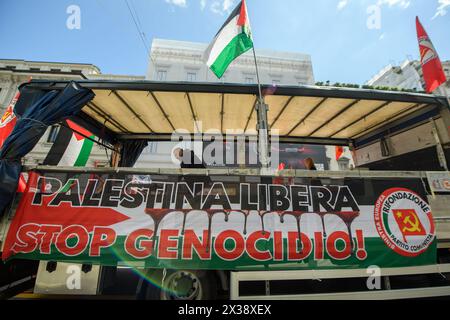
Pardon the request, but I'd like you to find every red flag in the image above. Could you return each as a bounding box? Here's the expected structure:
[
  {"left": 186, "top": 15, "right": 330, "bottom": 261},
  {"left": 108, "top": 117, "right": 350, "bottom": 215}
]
[
  {"left": 336, "top": 146, "right": 344, "bottom": 161},
  {"left": 0, "top": 90, "right": 27, "bottom": 192},
  {"left": 416, "top": 16, "right": 447, "bottom": 93},
  {"left": 0, "top": 91, "right": 20, "bottom": 148}
]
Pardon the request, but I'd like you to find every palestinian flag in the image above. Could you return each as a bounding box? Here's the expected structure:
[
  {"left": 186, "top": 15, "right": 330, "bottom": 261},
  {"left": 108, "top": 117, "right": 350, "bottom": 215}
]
[
  {"left": 205, "top": 0, "right": 253, "bottom": 78},
  {"left": 44, "top": 120, "right": 94, "bottom": 167}
]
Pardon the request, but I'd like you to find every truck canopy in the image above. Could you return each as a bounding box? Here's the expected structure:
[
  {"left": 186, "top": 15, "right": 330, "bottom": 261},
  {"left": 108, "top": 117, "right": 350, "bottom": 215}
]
[
  {"left": 15, "top": 80, "right": 448, "bottom": 148},
  {"left": 3, "top": 80, "right": 450, "bottom": 300}
]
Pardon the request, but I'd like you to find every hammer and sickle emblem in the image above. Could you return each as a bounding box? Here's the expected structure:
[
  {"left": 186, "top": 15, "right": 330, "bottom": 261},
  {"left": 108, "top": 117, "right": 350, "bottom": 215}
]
[
  {"left": 401, "top": 213, "right": 421, "bottom": 233},
  {"left": 1, "top": 111, "right": 10, "bottom": 123},
  {"left": 1, "top": 108, "right": 13, "bottom": 124}
]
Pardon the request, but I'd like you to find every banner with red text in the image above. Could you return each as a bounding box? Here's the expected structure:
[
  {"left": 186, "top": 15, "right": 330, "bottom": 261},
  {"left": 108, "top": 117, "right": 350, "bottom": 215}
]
[{"left": 1, "top": 170, "right": 436, "bottom": 270}]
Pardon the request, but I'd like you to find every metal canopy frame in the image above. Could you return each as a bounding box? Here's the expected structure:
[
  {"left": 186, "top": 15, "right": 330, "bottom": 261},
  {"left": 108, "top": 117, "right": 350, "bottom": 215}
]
[
  {"left": 18, "top": 80, "right": 446, "bottom": 148},
  {"left": 148, "top": 91, "right": 176, "bottom": 132},
  {"left": 116, "top": 133, "right": 351, "bottom": 146},
  {"left": 21, "top": 80, "right": 440, "bottom": 103},
  {"left": 230, "top": 263, "right": 450, "bottom": 300},
  {"left": 354, "top": 103, "right": 439, "bottom": 147},
  {"left": 112, "top": 90, "right": 154, "bottom": 133},
  {"left": 308, "top": 99, "right": 362, "bottom": 137}
]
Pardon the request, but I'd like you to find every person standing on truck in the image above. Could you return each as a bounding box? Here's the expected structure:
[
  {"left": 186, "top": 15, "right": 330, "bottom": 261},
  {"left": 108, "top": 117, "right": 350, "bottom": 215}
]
[
  {"left": 303, "top": 157, "right": 317, "bottom": 171},
  {"left": 173, "top": 148, "right": 206, "bottom": 169}
]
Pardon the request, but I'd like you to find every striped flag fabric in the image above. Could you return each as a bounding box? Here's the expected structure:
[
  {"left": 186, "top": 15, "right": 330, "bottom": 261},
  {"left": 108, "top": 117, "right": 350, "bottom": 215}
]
[
  {"left": 44, "top": 120, "right": 94, "bottom": 167},
  {"left": 205, "top": 0, "right": 253, "bottom": 78}
]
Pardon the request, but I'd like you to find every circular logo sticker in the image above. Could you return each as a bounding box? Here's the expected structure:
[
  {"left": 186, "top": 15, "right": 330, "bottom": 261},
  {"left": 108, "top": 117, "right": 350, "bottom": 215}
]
[{"left": 374, "top": 188, "right": 435, "bottom": 257}]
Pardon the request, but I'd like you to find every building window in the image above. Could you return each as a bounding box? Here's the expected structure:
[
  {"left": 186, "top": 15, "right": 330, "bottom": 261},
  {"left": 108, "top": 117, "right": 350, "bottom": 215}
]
[
  {"left": 50, "top": 68, "right": 61, "bottom": 72},
  {"left": 156, "top": 70, "right": 167, "bottom": 81},
  {"left": 338, "top": 158, "right": 350, "bottom": 171},
  {"left": 142, "top": 142, "right": 158, "bottom": 154},
  {"left": 30, "top": 67, "right": 41, "bottom": 72},
  {"left": 94, "top": 161, "right": 109, "bottom": 168},
  {"left": 5, "top": 65, "right": 16, "bottom": 70},
  {"left": 272, "top": 79, "right": 281, "bottom": 85},
  {"left": 187, "top": 72, "right": 197, "bottom": 82},
  {"left": 150, "top": 142, "right": 158, "bottom": 153},
  {"left": 47, "top": 125, "right": 60, "bottom": 143}
]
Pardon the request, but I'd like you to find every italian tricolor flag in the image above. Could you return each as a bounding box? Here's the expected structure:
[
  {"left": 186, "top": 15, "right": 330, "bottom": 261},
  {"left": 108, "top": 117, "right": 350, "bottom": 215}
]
[
  {"left": 44, "top": 120, "right": 94, "bottom": 167},
  {"left": 205, "top": 0, "right": 253, "bottom": 78}
]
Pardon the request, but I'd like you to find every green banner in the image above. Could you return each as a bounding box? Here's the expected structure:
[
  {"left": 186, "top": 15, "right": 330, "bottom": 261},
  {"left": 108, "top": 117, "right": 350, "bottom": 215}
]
[{"left": 2, "top": 171, "right": 437, "bottom": 270}]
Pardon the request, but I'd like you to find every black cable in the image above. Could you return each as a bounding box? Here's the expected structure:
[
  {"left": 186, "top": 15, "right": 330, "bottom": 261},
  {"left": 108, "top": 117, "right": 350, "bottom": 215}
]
[
  {"left": 130, "top": 0, "right": 151, "bottom": 49},
  {"left": 104, "top": 145, "right": 112, "bottom": 167},
  {"left": 125, "top": 0, "right": 151, "bottom": 58},
  {"left": 59, "top": 122, "right": 115, "bottom": 152}
]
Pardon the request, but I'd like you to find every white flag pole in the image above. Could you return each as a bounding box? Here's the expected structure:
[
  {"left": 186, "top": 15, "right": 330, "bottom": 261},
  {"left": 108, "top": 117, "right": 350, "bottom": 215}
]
[
  {"left": 252, "top": 46, "right": 264, "bottom": 104},
  {"left": 433, "top": 83, "right": 450, "bottom": 171},
  {"left": 247, "top": 1, "right": 270, "bottom": 169},
  {"left": 438, "top": 82, "right": 450, "bottom": 108}
]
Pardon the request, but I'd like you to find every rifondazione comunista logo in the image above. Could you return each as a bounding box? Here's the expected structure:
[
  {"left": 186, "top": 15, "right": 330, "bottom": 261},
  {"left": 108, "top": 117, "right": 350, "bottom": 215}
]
[{"left": 374, "top": 188, "right": 435, "bottom": 257}]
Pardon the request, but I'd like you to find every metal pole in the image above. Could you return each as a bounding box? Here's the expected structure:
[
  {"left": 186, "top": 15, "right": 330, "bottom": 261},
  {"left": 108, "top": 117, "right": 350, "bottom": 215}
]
[
  {"left": 111, "top": 143, "right": 122, "bottom": 169},
  {"left": 438, "top": 83, "right": 450, "bottom": 139},
  {"left": 252, "top": 46, "right": 270, "bottom": 170},
  {"left": 438, "top": 84, "right": 450, "bottom": 110},
  {"left": 252, "top": 47, "right": 263, "bottom": 104},
  {"left": 430, "top": 118, "right": 448, "bottom": 171},
  {"left": 434, "top": 84, "right": 450, "bottom": 171}
]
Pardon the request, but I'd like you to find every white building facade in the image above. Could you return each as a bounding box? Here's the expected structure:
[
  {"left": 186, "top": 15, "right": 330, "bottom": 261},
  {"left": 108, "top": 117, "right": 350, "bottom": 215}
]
[
  {"left": 367, "top": 59, "right": 450, "bottom": 94},
  {"left": 147, "top": 39, "right": 315, "bottom": 86},
  {"left": 139, "top": 38, "right": 352, "bottom": 171}
]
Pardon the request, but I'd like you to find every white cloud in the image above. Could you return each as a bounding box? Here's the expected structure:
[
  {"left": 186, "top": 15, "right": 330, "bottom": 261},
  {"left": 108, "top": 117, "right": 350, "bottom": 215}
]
[
  {"left": 165, "top": 0, "right": 187, "bottom": 7},
  {"left": 200, "top": 0, "right": 207, "bottom": 10},
  {"left": 208, "top": 0, "right": 236, "bottom": 15},
  {"left": 222, "top": 0, "right": 235, "bottom": 13},
  {"left": 432, "top": 0, "right": 450, "bottom": 19},
  {"left": 210, "top": 1, "right": 222, "bottom": 14},
  {"left": 337, "top": 0, "right": 349, "bottom": 10},
  {"left": 377, "top": 0, "right": 411, "bottom": 9}
]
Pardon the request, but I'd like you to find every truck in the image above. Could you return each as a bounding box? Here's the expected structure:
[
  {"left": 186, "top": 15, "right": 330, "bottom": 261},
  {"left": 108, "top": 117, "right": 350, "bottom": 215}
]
[{"left": 1, "top": 79, "right": 449, "bottom": 300}]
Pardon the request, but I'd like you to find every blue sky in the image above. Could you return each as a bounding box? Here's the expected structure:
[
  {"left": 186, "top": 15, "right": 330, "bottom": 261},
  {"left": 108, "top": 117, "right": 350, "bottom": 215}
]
[{"left": 0, "top": 0, "right": 448, "bottom": 84}]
